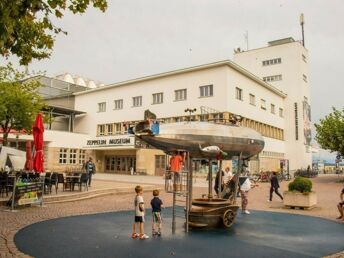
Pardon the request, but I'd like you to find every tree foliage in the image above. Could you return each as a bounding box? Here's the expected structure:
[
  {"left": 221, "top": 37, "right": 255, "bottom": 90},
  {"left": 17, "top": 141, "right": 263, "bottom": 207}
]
[
  {"left": 0, "top": 0, "right": 107, "bottom": 65},
  {"left": 0, "top": 63, "right": 45, "bottom": 146},
  {"left": 315, "top": 107, "right": 344, "bottom": 156}
]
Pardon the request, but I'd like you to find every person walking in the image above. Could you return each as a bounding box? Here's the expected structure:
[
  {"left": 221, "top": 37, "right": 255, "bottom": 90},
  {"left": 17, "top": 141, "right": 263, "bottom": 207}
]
[
  {"left": 269, "top": 172, "right": 283, "bottom": 201},
  {"left": 85, "top": 157, "right": 96, "bottom": 187}
]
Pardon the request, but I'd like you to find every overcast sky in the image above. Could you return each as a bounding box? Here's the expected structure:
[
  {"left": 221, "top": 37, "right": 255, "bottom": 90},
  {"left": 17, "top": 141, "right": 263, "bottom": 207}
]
[{"left": 6, "top": 0, "right": 344, "bottom": 159}]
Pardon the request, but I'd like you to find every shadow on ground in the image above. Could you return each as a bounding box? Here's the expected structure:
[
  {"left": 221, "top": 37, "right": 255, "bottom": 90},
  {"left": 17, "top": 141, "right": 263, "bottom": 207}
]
[{"left": 15, "top": 208, "right": 344, "bottom": 258}]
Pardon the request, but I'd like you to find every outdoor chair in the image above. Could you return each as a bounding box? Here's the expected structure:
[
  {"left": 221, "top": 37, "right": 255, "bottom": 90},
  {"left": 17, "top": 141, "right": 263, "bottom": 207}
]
[
  {"left": 50, "top": 173, "right": 58, "bottom": 194},
  {"left": 72, "top": 173, "right": 88, "bottom": 191},
  {"left": 44, "top": 172, "right": 52, "bottom": 194},
  {"left": 56, "top": 173, "right": 69, "bottom": 192},
  {"left": 6, "top": 175, "right": 15, "bottom": 197},
  {"left": 0, "top": 173, "right": 7, "bottom": 197}
]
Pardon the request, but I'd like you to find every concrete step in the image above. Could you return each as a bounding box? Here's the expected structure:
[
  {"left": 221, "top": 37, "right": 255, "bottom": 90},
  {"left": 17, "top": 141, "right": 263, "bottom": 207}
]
[{"left": 0, "top": 185, "right": 158, "bottom": 206}]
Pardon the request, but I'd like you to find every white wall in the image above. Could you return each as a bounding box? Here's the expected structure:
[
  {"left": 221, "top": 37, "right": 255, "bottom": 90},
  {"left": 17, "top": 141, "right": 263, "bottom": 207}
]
[
  {"left": 44, "top": 130, "right": 89, "bottom": 148},
  {"left": 74, "top": 66, "right": 229, "bottom": 136},
  {"left": 225, "top": 66, "right": 285, "bottom": 128},
  {"left": 234, "top": 41, "right": 312, "bottom": 170}
]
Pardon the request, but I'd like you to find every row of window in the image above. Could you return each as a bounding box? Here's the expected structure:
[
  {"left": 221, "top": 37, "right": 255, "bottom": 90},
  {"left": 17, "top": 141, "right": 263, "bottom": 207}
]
[
  {"left": 98, "top": 123, "right": 123, "bottom": 136},
  {"left": 96, "top": 112, "right": 285, "bottom": 141},
  {"left": 263, "top": 74, "right": 282, "bottom": 82},
  {"left": 59, "top": 149, "right": 86, "bottom": 164},
  {"left": 235, "top": 87, "right": 283, "bottom": 117},
  {"left": 262, "top": 58, "right": 282, "bottom": 66},
  {"left": 260, "top": 151, "right": 284, "bottom": 158},
  {"left": 97, "top": 85, "right": 213, "bottom": 112}
]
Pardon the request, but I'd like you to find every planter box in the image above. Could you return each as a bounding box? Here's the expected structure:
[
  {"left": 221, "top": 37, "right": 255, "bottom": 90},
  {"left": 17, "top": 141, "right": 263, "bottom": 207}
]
[{"left": 283, "top": 191, "right": 317, "bottom": 209}]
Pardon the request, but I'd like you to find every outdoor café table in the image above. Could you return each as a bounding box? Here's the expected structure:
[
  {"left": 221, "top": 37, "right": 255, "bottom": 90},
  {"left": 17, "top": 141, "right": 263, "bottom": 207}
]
[{"left": 65, "top": 175, "right": 81, "bottom": 191}]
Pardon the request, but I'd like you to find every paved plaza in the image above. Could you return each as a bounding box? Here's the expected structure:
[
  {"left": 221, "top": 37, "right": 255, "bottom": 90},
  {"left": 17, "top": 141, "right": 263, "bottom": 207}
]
[
  {"left": 15, "top": 209, "right": 344, "bottom": 258},
  {"left": 0, "top": 174, "right": 343, "bottom": 257}
]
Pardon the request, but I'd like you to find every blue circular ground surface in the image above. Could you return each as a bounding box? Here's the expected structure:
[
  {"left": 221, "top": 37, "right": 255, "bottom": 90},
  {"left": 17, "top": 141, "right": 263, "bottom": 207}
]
[{"left": 15, "top": 208, "right": 344, "bottom": 258}]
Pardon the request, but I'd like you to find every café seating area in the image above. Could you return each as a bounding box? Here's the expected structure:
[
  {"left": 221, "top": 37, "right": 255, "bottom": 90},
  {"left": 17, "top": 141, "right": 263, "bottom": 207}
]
[{"left": 0, "top": 170, "right": 89, "bottom": 198}]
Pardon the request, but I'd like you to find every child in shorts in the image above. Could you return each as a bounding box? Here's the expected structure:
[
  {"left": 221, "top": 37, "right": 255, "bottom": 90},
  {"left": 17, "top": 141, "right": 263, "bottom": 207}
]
[
  {"left": 132, "top": 185, "right": 149, "bottom": 239},
  {"left": 151, "top": 189, "right": 164, "bottom": 236}
]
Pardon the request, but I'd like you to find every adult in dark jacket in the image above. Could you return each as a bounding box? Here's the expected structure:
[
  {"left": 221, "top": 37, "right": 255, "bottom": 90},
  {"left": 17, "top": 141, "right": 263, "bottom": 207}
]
[
  {"left": 269, "top": 172, "right": 283, "bottom": 201},
  {"left": 85, "top": 157, "right": 96, "bottom": 187}
]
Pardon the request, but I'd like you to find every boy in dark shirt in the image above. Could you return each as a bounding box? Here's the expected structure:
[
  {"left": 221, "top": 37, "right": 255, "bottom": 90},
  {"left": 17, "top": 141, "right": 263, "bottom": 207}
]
[{"left": 151, "top": 189, "right": 164, "bottom": 236}]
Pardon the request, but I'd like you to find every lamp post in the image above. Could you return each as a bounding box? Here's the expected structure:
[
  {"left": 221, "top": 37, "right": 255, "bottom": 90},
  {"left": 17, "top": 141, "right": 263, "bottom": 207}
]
[{"left": 184, "top": 108, "right": 197, "bottom": 122}]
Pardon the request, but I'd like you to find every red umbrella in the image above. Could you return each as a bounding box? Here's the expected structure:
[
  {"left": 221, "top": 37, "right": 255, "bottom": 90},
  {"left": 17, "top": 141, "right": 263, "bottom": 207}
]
[
  {"left": 24, "top": 140, "right": 34, "bottom": 171},
  {"left": 33, "top": 113, "right": 44, "bottom": 173}
]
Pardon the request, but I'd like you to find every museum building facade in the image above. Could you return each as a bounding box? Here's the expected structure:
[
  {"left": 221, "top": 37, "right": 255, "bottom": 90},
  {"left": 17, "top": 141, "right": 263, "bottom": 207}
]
[{"left": 2, "top": 38, "right": 312, "bottom": 175}]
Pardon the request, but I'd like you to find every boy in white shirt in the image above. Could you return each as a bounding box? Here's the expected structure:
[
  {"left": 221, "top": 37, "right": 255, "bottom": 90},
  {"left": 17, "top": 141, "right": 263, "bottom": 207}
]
[{"left": 132, "top": 185, "right": 149, "bottom": 240}]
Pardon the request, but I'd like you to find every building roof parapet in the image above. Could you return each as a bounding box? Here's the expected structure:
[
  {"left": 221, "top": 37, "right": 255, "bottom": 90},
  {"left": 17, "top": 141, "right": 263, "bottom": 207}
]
[{"left": 74, "top": 60, "right": 287, "bottom": 98}]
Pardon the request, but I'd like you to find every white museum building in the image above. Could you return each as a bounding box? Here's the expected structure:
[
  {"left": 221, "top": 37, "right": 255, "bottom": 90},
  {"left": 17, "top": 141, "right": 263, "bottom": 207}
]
[{"left": 1, "top": 37, "right": 312, "bottom": 175}]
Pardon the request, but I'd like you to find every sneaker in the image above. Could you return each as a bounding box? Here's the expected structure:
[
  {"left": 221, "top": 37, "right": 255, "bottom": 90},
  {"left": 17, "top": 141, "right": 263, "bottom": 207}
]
[
  {"left": 157, "top": 232, "right": 161, "bottom": 237},
  {"left": 242, "top": 210, "right": 250, "bottom": 214},
  {"left": 267, "top": 200, "right": 272, "bottom": 202},
  {"left": 132, "top": 233, "right": 139, "bottom": 239},
  {"left": 139, "top": 234, "right": 149, "bottom": 240}
]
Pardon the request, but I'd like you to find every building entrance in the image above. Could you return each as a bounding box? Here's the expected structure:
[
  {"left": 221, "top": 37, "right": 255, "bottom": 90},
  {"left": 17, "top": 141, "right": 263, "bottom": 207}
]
[
  {"left": 155, "top": 155, "right": 166, "bottom": 176},
  {"left": 105, "top": 156, "right": 136, "bottom": 174}
]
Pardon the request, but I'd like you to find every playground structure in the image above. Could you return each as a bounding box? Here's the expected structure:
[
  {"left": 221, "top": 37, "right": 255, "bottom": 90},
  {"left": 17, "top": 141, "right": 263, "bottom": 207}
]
[{"left": 134, "top": 113, "right": 264, "bottom": 231}]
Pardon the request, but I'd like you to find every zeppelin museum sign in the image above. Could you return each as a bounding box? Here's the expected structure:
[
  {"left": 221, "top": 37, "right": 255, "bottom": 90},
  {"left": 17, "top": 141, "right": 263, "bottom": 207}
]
[{"left": 84, "top": 136, "right": 135, "bottom": 149}]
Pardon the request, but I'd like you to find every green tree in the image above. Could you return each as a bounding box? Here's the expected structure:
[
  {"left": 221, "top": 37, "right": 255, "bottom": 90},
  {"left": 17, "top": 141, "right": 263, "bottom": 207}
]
[
  {"left": 0, "top": 63, "right": 45, "bottom": 146},
  {"left": 315, "top": 107, "right": 344, "bottom": 156},
  {"left": 0, "top": 0, "right": 107, "bottom": 65}
]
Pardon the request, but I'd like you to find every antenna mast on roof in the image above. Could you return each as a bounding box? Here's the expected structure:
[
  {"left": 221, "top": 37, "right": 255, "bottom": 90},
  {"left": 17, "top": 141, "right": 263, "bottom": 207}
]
[
  {"left": 244, "top": 31, "right": 249, "bottom": 50},
  {"left": 300, "top": 13, "right": 305, "bottom": 47}
]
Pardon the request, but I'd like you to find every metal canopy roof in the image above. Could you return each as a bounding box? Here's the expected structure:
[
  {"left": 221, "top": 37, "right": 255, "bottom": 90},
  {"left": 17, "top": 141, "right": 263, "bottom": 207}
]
[{"left": 43, "top": 105, "right": 85, "bottom": 117}]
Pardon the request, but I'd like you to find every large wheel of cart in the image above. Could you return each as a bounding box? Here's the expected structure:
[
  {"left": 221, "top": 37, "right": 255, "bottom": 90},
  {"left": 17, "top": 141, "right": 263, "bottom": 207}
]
[{"left": 222, "top": 209, "right": 236, "bottom": 228}]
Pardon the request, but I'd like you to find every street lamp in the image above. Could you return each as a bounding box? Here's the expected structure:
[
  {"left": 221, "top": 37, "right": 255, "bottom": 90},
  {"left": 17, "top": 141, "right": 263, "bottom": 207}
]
[{"left": 184, "top": 108, "right": 197, "bottom": 121}]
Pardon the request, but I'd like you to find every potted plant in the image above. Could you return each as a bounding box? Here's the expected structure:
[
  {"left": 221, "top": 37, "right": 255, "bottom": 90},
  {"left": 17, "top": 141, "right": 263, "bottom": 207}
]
[{"left": 283, "top": 176, "right": 317, "bottom": 209}]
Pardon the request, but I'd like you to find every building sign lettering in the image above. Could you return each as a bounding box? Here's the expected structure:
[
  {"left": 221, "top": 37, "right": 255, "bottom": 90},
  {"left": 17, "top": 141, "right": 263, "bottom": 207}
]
[
  {"left": 87, "top": 140, "right": 107, "bottom": 145},
  {"left": 86, "top": 137, "right": 133, "bottom": 147}
]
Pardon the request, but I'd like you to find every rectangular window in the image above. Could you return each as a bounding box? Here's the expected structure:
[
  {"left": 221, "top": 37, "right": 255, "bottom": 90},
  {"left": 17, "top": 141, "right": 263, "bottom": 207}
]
[
  {"left": 279, "top": 108, "right": 284, "bottom": 118},
  {"left": 249, "top": 94, "right": 255, "bottom": 106},
  {"left": 114, "top": 123, "right": 122, "bottom": 134},
  {"left": 107, "top": 124, "right": 113, "bottom": 135},
  {"left": 263, "top": 74, "right": 282, "bottom": 82},
  {"left": 59, "top": 148, "right": 68, "bottom": 164},
  {"left": 114, "top": 99, "right": 123, "bottom": 110},
  {"left": 152, "top": 92, "right": 163, "bottom": 104},
  {"left": 79, "top": 150, "right": 86, "bottom": 165},
  {"left": 271, "top": 104, "right": 275, "bottom": 114},
  {"left": 98, "top": 124, "right": 105, "bottom": 136},
  {"left": 235, "top": 87, "right": 243, "bottom": 101},
  {"left": 98, "top": 102, "right": 106, "bottom": 112},
  {"left": 200, "top": 85, "right": 213, "bottom": 97},
  {"left": 132, "top": 96, "right": 142, "bottom": 107},
  {"left": 260, "top": 99, "right": 266, "bottom": 110},
  {"left": 175, "top": 89, "right": 187, "bottom": 101},
  {"left": 302, "top": 54, "right": 307, "bottom": 63},
  {"left": 262, "top": 58, "right": 282, "bottom": 66},
  {"left": 69, "top": 149, "right": 77, "bottom": 164},
  {"left": 303, "top": 74, "right": 307, "bottom": 83}
]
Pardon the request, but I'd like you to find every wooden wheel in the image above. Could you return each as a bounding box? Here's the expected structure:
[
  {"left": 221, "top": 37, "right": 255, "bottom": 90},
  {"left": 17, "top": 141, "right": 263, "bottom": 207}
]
[{"left": 222, "top": 209, "right": 235, "bottom": 228}]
